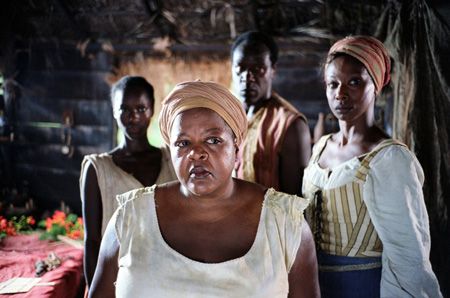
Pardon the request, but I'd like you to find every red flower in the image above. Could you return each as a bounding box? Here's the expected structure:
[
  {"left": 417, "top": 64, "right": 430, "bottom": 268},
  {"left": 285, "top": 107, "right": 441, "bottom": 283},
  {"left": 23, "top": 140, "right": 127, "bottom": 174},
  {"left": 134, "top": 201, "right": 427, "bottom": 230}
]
[
  {"left": 6, "top": 224, "right": 16, "bottom": 236},
  {"left": 52, "top": 211, "right": 66, "bottom": 225},
  {"left": 0, "top": 218, "right": 7, "bottom": 230},
  {"left": 67, "top": 230, "right": 82, "bottom": 240},
  {"left": 39, "top": 210, "right": 84, "bottom": 241},
  {"left": 26, "top": 216, "right": 36, "bottom": 226}
]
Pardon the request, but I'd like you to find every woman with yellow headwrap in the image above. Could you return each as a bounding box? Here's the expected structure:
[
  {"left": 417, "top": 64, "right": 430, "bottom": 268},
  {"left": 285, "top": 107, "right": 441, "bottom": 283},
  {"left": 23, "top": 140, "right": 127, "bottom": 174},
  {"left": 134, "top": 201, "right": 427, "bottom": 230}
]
[
  {"left": 89, "top": 81, "right": 320, "bottom": 297},
  {"left": 302, "top": 36, "right": 441, "bottom": 297}
]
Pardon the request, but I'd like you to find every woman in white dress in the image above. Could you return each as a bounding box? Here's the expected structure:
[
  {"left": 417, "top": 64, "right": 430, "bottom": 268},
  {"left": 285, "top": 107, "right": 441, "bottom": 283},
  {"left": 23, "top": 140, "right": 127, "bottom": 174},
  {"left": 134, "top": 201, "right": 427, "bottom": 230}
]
[
  {"left": 89, "top": 81, "right": 320, "bottom": 298},
  {"left": 80, "top": 76, "right": 176, "bottom": 289}
]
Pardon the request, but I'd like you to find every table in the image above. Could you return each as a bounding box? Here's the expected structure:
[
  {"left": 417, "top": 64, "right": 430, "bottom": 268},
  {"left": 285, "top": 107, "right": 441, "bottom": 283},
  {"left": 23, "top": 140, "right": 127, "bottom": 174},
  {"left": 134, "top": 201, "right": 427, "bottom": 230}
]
[{"left": 0, "top": 233, "right": 84, "bottom": 298}]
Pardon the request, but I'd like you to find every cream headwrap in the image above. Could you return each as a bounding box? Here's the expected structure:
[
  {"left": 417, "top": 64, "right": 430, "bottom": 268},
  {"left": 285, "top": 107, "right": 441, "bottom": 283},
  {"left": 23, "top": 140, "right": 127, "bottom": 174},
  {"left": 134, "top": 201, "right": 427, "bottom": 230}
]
[
  {"left": 159, "top": 81, "right": 248, "bottom": 146},
  {"left": 327, "top": 35, "right": 391, "bottom": 94}
]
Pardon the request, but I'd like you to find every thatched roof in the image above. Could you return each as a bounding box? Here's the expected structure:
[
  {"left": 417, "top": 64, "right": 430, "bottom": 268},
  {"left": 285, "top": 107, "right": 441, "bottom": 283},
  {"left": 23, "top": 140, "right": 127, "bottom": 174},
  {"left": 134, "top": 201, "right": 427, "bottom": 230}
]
[
  {"left": 1, "top": 0, "right": 448, "bottom": 64},
  {"left": 3, "top": 1, "right": 390, "bottom": 46}
]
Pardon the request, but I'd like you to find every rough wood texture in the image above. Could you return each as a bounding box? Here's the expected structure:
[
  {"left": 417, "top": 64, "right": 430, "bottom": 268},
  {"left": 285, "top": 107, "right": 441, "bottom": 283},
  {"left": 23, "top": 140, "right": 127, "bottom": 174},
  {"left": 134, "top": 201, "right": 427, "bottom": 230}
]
[{"left": 6, "top": 45, "right": 114, "bottom": 215}]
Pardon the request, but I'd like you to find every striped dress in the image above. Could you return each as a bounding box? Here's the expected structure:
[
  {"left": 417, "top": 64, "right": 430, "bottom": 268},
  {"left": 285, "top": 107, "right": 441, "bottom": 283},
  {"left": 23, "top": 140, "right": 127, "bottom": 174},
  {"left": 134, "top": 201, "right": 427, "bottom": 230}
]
[
  {"left": 302, "top": 134, "right": 441, "bottom": 298},
  {"left": 305, "top": 136, "right": 392, "bottom": 258}
]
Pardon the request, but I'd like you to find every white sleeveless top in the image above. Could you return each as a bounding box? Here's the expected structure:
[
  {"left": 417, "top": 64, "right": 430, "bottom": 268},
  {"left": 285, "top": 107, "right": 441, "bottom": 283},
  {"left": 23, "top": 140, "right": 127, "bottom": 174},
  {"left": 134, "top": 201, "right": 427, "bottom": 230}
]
[
  {"left": 113, "top": 187, "right": 309, "bottom": 298},
  {"left": 80, "top": 147, "right": 176, "bottom": 235}
]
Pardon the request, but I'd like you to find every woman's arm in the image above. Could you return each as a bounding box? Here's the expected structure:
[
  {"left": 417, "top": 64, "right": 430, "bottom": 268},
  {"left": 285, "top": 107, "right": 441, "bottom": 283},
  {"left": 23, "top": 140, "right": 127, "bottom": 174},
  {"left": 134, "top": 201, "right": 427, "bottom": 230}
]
[
  {"left": 364, "top": 146, "right": 442, "bottom": 297},
  {"left": 288, "top": 220, "right": 320, "bottom": 298},
  {"left": 80, "top": 160, "right": 103, "bottom": 288},
  {"left": 280, "top": 117, "right": 312, "bottom": 196},
  {"left": 88, "top": 214, "right": 120, "bottom": 298}
]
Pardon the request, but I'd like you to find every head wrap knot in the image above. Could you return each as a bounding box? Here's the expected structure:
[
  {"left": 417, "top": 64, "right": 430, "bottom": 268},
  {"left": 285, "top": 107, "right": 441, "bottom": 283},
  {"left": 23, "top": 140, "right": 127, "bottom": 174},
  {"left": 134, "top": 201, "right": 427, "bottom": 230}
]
[
  {"left": 159, "top": 81, "right": 248, "bottom": 146},
  {"left": 327, "top": 35, "right": 391, "bottom": 94}
]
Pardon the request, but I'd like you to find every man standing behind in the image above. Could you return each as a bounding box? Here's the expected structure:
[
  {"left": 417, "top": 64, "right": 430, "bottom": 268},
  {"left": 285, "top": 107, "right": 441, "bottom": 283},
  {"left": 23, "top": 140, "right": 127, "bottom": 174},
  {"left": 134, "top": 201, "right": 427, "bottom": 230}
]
[{"left": 231, "top": 31, "right": 311, "bottom": 195}]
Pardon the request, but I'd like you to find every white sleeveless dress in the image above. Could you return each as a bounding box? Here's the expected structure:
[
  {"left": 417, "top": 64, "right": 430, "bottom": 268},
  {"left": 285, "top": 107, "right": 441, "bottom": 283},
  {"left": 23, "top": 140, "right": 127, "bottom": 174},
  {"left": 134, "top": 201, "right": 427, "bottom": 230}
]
[
  {"left": 113, "top": 187, "right": 309, "bottom": 298},
  {"left": 80, "top": 147, "right": 176, "bottom": 235}
]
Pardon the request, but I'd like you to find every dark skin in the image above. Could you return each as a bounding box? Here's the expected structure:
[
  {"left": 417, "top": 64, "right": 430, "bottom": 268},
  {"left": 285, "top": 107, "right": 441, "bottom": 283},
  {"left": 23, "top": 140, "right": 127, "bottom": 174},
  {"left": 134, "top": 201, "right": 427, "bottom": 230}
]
[
  {"left": 232, "top": 42, "right": 311, "bottom": 195},
  {"left": 280, "top": 118, "right": 312, "bottom": 195},
  {"left": 320, "top": 54, "right": 389, "bottom": 169},
  {"left": 80, "top": 87, "right": 162, "bottom": 288},
  {"left": 89, "top": 108, "right": 319, "bottom": 297}
]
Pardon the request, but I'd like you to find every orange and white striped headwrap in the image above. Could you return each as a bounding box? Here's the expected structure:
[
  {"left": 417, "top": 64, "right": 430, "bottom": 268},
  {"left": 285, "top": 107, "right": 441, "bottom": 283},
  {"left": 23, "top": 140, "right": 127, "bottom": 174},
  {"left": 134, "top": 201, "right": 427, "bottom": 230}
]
[
  {"left": 159, "top": 81, "right": 248, "bottom": 146},
  {"left": 327, "top": 36, "right": 391, "bottom": 94}
]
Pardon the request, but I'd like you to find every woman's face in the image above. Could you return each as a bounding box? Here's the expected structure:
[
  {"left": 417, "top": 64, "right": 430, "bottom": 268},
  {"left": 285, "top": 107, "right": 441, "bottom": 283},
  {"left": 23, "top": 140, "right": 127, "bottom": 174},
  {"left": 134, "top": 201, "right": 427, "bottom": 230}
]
[
  {"left": 325, "top": 55, "right": 376, "bottom": 123},
  {"left": 169, "top": 108, "right": 237, "bottom": 197},
  {"left": 113, "top": 88, "right": 153, "bottom": 140}
]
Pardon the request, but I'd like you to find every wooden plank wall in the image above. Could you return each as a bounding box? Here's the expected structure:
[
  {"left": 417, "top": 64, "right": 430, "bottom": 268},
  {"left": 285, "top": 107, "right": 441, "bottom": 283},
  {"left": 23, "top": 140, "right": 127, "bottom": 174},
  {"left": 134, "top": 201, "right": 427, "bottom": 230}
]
[
  {"left": 274, "top": 47, "right": 329, "bottom": 129},
  {"left": 11, "top": 43, "right": 113, "bottom": 215},
  {"left": 274, "top": 41, "right": 339, "bottom": 137}
]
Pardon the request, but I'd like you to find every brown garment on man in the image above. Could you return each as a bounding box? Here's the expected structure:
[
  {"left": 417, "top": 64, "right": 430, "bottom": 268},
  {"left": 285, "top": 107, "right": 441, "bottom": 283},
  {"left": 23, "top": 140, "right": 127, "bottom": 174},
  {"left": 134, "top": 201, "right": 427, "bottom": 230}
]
[{"left": 237, "top": 92, "right": 306, "bottom": 190}]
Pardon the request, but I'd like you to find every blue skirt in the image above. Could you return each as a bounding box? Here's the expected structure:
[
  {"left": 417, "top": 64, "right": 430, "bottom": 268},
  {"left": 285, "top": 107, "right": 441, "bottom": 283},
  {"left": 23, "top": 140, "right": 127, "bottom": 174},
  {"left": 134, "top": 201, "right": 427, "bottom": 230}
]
[{"left": 318, "top": 252, "right": 382, "bottom": 298}]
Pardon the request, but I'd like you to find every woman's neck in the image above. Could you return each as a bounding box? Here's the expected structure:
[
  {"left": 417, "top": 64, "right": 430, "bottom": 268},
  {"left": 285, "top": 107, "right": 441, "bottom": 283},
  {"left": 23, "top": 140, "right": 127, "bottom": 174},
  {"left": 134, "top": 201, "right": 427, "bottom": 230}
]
[
  {"left": 118, "top": 138, "right": 152, "bottom": 155},
  {"left": 337, "top": 117, "right": 377, "bottom": 146},
  {"left": 180, "top": 178, "right": 237, "bottom": 204},
  {"left": 178, "top": 179, "right": 241, "bottom": 223}
]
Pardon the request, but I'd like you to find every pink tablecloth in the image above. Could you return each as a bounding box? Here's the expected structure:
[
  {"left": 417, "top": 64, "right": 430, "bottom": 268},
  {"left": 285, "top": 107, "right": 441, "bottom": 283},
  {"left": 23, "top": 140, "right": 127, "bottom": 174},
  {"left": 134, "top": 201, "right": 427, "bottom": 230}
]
[{"left": 0, "top": 234, "right": 83, "bottom": 298}]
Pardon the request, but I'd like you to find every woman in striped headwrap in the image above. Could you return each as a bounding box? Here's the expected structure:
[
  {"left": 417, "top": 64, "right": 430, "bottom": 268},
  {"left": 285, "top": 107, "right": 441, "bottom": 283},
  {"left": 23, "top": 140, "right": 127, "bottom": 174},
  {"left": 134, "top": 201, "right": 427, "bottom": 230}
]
[
  {"left": 89, "top": 81, "right": 320, "bottom": 297},
  {"left": 302, "top": 36, "right": 441, "bottom": 297}
]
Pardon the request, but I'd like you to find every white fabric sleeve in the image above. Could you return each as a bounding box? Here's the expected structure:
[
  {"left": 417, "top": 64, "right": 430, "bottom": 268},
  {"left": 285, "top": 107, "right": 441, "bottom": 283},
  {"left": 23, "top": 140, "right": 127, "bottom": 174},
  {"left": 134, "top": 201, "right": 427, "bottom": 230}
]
[
  {"left": 114, "top": 188, "right": 143, "bottom": 243},
  {"left": 285, "top": 199, "right": 307, "bottom": 272},
  {"left": 362, "top": 145, "right": 442, "bottom": 298}
]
